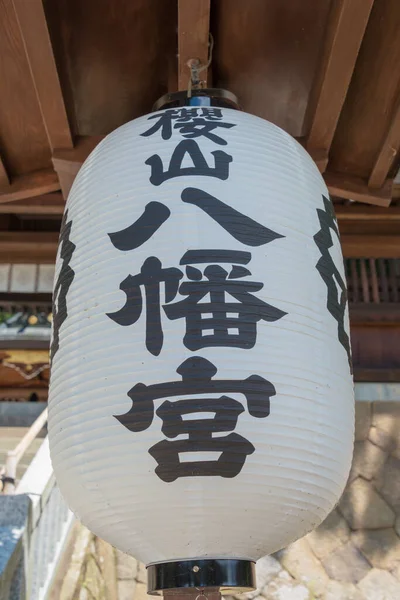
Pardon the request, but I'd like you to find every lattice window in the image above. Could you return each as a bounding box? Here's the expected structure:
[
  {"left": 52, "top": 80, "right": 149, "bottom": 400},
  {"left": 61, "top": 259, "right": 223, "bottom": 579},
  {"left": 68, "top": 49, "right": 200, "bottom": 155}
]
[{"left": 345, "top": 258, "right": 400, "bottom": 303}]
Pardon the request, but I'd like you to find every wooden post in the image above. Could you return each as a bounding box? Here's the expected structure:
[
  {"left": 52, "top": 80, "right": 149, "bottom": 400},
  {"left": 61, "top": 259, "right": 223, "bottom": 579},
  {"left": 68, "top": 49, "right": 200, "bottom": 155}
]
[{"left": 178, "top": 0, "right": 211, "bottom": 91}]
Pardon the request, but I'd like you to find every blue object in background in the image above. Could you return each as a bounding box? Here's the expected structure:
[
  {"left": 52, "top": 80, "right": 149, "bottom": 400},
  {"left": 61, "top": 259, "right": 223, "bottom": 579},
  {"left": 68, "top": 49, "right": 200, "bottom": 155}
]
[{"left": 189, "top": 96, "right": 211, "bottom": 107}]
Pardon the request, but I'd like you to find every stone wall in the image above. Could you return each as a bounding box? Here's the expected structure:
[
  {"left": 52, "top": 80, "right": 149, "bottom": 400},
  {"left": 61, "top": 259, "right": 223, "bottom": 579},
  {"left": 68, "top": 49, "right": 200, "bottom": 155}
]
[
  {"left": 53, "top": 525, "right": 147, "bottom": 600},
  {"left": 55, "top": 389, "right": 400, "bottom": 600},
  {"left": 260, "top": 398, "right": 400, "bottom": 600}
]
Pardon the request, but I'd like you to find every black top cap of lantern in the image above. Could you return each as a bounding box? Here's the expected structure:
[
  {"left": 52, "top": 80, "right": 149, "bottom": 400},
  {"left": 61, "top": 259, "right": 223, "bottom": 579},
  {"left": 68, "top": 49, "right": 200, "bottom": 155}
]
[
  {"left": 152, "top": 88, "right": 240, "bottom": 112},
  {"left": 147, "top": 558, "right": 256, "bottom": 595}
]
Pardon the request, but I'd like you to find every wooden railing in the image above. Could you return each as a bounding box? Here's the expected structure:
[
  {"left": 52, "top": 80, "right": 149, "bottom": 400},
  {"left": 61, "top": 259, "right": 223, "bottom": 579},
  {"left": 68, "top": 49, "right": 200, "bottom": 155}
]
[
  {"left": 1, "top": 407, "right": 48, "bottom": 494},
  {"left": 0, "top": 409, "right": 75, "bottom": 599}
]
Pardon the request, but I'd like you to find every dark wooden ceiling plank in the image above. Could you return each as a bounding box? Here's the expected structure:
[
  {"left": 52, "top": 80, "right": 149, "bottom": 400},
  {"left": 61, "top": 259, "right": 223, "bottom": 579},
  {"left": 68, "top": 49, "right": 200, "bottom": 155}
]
[
  {"left": 12, "top": 0, "right": 73, "bottom": 151},
  {"left": 324, "top": 172, "right": 392, "bottom": 207},
  {"left": 0, "top": 0, "right": 51, "bottom": 176},
  {"left": 0, "top": 169, "right": 60, "bottom": 204},
  {"left": 305, "top": 0, "right": 374, "bottom": 168},
  {"left": 0, "top": 193, "right": 64, "bottom": 215},
  {"left": 212, "top": 0, "right": 332, "bottom": 138},
  {"left": 329, "top": 0, "right": 400, "bottom": 179},
  {"left": 44, "top": 0, "right": 177, "bottom": 136},
  {"left": 368, "top": 99, "right": 400, "bottom": 188},
  {"left": 0, "top": 156, "right": 10, "bottom": 189},
  {"left": 341, "top": 235, "right": 400, "bottom": 258},
  {"left": 178, "top": 0, "right": 210, "bottom": 91}
]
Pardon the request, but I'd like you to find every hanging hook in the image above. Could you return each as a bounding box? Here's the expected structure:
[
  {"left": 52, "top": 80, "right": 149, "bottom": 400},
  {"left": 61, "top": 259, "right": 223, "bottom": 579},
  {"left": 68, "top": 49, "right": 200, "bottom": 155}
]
[{"left": 187, "top": 33, "right": 214, "bottom": 98}]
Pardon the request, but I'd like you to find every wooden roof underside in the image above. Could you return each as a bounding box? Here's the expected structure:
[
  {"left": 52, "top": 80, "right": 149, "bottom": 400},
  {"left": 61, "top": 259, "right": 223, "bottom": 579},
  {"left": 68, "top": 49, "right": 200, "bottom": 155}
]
[{"left": 1, "top": 0, "right": 400, "bottom": 250}]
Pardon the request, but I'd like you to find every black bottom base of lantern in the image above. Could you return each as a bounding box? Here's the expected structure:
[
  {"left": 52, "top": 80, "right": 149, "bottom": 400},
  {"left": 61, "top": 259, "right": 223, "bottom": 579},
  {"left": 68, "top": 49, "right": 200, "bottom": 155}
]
[{"left": 147, "top": 558, "right": 256, "bottom": 595}]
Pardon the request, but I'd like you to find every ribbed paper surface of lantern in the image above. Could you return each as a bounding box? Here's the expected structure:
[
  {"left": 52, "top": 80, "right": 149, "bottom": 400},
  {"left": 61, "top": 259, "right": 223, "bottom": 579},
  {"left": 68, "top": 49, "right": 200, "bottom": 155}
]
[{"left": 48, "top": 108, "right": 354, "bottom": 565}]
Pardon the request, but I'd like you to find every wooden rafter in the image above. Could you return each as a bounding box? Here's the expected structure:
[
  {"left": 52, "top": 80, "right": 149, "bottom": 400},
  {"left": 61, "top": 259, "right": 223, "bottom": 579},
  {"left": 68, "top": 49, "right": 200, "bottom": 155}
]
[
  {"left": 368, "top": 98, "right": 400, "bottom": 188},
  {"left": 12, "top": 0, "right": 73, "bottom": 151},
  {"left": 0, "top": 169, "right": 60, "bottom": 204},
  {"left": 324, "top": 172, "right": 392, "bottom": 207},
  {"left": 305, "top": 0, "right": 374, "bottom": 170},
  {"left": 178, "top": 0, "right": 211, "bottom": 91},
  {"left": 335, "top": 205, "right": 400, "bottom": 221}
]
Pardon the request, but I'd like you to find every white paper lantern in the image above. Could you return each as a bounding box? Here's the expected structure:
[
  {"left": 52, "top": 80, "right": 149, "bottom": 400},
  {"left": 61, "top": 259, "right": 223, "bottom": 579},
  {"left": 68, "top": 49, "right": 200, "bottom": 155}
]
[{"left": 48, "top": 103, "right": 354, "bottom": 593}]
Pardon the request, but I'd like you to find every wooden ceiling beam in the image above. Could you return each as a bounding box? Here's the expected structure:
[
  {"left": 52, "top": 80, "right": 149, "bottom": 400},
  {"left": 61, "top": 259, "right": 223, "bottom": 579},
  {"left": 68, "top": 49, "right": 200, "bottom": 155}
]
[
  {"left": 352, "top": 368, "right": 400, "bottom": 384},
  {"left": 368, "top": 99, "right": 400, "bottom": 188},
  {"left": 324, "top": 171, "right": 392, "bottom": 207},
  {"left": 305, "top": 0, "right": 374, "bottom": 171},
  {"left": 350, "top": 303, "right": 400, "bottom": 324},
  {"left": 12, "top": 0, "right": 73, "bottom": 152},
  {"left": 0, "top": 192, "right": 64, "bottom": 215},
  {"left": 335, "top": 205, "right": 400, "bottom": 221},
  {"left": 341, "top": 234, "right": 400, "bottom": 258},
  {"left": 0, "top": 169, "right": 60, "bottom": 204},
  {"left": 0, "top": 231, "right": 58, "bottom": 263},
  {"left": 178, "top": 0, "right": 211, "bottom": 91},
  {"left": 328, "top": 0, "right": 400, "bottom": 183}
]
